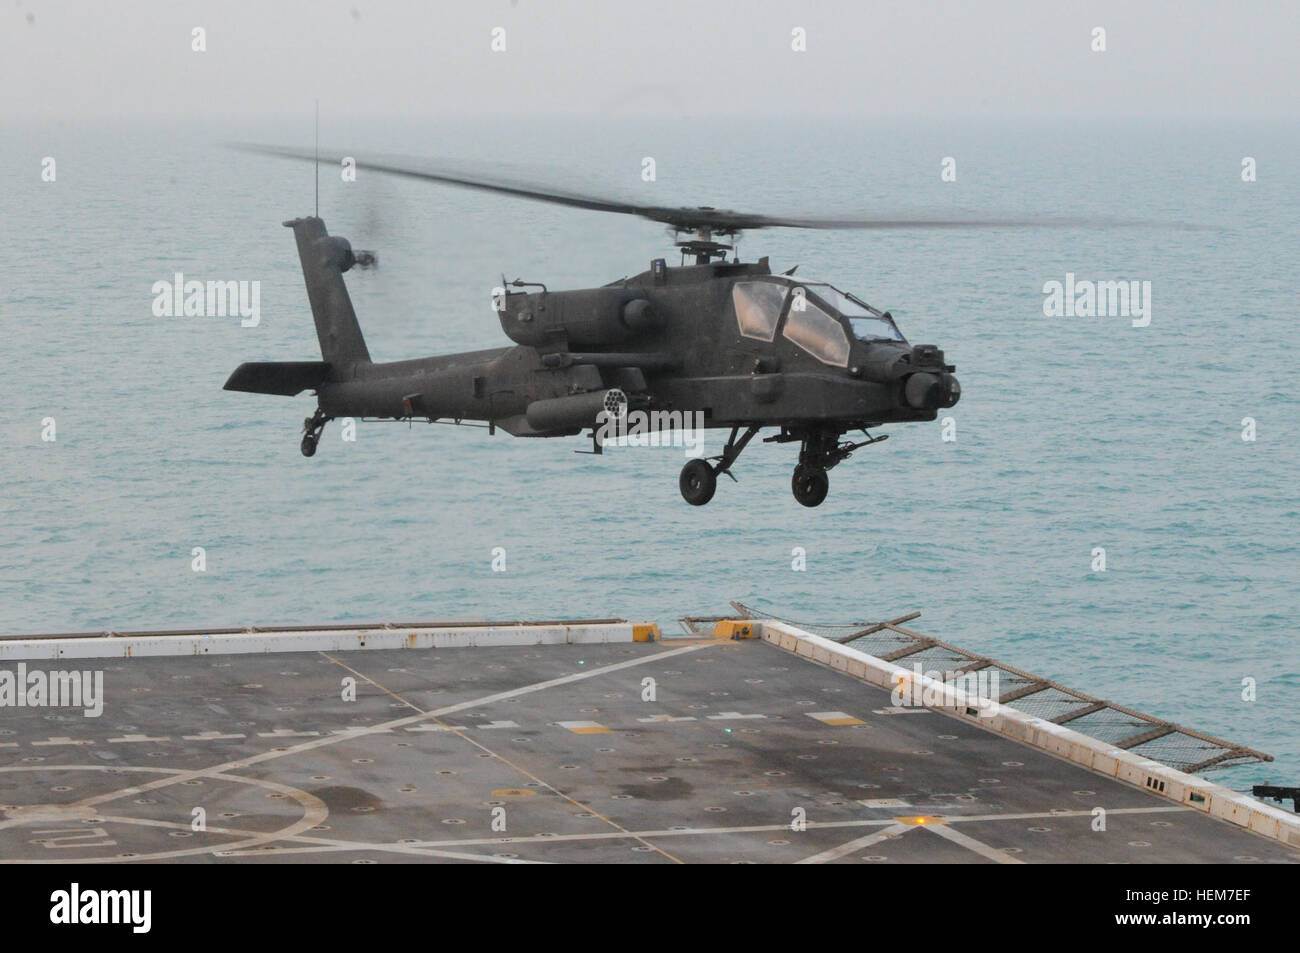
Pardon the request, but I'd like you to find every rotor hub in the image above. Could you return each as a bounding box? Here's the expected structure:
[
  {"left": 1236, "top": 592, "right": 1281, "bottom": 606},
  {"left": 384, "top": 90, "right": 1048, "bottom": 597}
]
[{"left": 674, "top": 239, "right": 733, "bottom": 264}]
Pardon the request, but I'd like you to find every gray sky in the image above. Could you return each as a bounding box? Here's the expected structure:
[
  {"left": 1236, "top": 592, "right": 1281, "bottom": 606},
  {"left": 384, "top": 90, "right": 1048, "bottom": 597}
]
[{"left": 4, "top": 0, "right": 1297, "bottom": 119}]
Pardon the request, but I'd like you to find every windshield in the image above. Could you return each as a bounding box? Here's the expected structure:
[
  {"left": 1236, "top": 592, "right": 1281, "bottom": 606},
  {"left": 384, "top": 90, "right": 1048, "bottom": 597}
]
[
  {"left": 732, "top": 281, "right": 786, "bottom": 342},
  {"left": 800, "top": 283, "right": 872, "bottom": 317},
  {"left": 790, "top": 280, "right": 904, "bottom": 343},
  {"left": 781, "top": 279, "right": 905, "bottom": 342},
  {"left": 847, "top": 314, "right": 905, "bottom": 342},
  {"left": 782, "top": 297, "right": 851, "bottom": 367}
]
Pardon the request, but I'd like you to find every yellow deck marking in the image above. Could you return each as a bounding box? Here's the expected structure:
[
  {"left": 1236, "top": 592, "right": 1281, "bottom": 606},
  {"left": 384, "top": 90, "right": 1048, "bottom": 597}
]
[
  {"left": 806, "top": 711, "right": 865, "bottom": 726},
  {"left": 557, "top": 720, "right": 611, "bottom": 734}
]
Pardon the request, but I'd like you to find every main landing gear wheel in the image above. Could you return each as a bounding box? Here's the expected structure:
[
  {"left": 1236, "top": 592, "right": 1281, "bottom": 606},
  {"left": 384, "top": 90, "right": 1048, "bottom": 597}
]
[
  {"left": 679, "top": 458, "right": 717, "bottom": 506},
  {"left": 791, "top": 464, "right": 829, "bottom": 507},
  {"left": 677, "top": 425, "right": 760, "bottom": 505},
  {"left": 300, "top": 433, "right": 318, "bottom": 457}
]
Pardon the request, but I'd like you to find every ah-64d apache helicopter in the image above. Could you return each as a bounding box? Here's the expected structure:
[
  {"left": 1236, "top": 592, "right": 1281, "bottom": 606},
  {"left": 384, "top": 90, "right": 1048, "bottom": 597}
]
[{"left": 225, "top": 148, "right": 1090, "bottom": 506}]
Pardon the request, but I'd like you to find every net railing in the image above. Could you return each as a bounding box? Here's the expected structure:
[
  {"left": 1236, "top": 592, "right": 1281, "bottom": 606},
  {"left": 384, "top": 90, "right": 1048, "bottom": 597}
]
[{"left": 716, "top": 602, "right": 1271, "bottom": 775}]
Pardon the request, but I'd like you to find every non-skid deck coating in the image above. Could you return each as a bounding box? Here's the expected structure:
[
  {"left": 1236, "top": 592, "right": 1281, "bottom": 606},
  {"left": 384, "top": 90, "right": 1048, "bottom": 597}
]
[{"left": 1, "top": 637, "right": 1296, "bottom": 864}]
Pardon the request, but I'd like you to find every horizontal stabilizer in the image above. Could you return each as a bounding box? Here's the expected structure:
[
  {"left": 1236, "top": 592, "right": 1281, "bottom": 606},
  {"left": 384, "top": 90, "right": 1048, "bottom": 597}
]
[{"left": 224, "top": 361, "right": 331, "bottom": 396}]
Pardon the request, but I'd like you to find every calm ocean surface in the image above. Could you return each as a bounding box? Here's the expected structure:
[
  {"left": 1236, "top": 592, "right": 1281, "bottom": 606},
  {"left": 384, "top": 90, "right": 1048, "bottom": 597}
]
[{"left": 2, "top": 118, "right": 1296, "bottom": 788}]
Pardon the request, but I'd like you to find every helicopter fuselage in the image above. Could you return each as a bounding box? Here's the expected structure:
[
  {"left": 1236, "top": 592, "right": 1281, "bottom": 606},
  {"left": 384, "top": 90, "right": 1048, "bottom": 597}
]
[
  {"left": 313, "top": 257, "right": 959, "bottom": 439},
  {"left": 225, "top": 217, "right": 960, "bottom": 507}
]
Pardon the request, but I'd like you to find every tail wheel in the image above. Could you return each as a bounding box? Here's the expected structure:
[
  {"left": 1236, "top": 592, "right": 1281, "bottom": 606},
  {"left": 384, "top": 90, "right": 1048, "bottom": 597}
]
[
  {"left": 791, "top": 464, "right": 829, "bottom": 507},
  {"left": 679, "top": 459, "right": 717, "bottom": 506}
]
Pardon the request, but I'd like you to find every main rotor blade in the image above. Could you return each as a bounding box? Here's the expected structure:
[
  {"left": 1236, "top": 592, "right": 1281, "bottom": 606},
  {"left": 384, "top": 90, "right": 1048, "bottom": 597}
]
[
  {"left": 235, "top": 142, "right": 655, "bottom": 217},
  {"left": 232, "top": 143, "right": 1184, "bottom": 232}
]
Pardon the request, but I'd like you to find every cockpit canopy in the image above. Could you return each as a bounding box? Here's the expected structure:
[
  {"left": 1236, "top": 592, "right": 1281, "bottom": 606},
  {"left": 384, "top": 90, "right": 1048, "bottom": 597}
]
[{"left": 731, "top": 276, "right": 904, "bottom": 368}]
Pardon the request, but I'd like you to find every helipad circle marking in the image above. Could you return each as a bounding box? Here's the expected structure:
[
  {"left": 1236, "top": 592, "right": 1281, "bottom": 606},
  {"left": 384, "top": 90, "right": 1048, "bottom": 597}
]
[{"left": 0, "top": 764, "right": 326, "bottom": 864}]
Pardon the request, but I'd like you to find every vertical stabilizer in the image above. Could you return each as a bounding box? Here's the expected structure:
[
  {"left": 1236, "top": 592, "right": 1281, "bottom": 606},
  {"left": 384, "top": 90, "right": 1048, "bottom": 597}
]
[{"left": 285, "top": 216, "right": 371, "bottom": 366}]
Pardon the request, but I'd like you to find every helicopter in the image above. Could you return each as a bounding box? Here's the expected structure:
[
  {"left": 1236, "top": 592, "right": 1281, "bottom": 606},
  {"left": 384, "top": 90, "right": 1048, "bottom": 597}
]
[{"left": 224, "top": 148, "right": 1101, "bottom": 507}]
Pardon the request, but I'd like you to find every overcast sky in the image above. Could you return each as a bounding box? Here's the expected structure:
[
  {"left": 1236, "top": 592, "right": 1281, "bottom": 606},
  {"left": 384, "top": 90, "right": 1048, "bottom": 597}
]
[{"left": 3, "top": 0, "right": 1297, "bottom": 120}]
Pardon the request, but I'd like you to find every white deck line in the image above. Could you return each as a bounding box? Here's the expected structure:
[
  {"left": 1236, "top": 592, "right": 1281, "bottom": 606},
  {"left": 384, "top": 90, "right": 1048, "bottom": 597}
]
[
  {"left": 0, "top": 623, "right": 642, "bottom": 661},
  {"left": 758, "top": 620, "right": 1300, "bottom": 850}
]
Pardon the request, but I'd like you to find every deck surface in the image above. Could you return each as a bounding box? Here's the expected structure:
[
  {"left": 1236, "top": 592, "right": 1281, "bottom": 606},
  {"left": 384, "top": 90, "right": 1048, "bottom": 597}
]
[{"left": 1, "top": 637, "right": 1296, "bottom": 864}]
